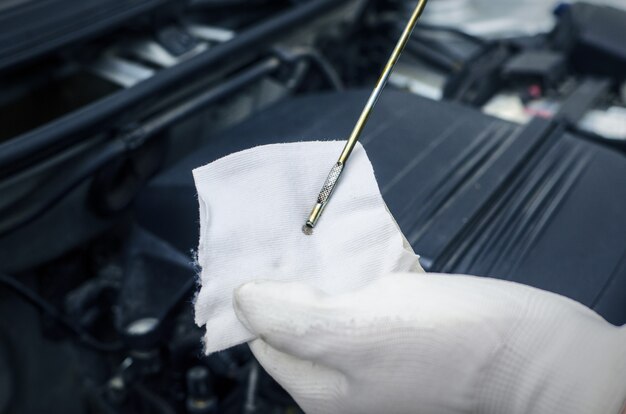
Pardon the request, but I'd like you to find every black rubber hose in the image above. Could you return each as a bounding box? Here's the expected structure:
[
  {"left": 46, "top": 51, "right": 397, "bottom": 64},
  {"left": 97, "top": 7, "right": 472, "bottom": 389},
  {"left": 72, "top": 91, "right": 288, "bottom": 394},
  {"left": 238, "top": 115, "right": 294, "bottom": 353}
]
[
  {"left": 272, "top": 46, "right": 344, "bottom": 91},
  {"left": 0, "top": 59, "right": 280, "bottom": 236},
  {"left": 0, "top": 272, "right": 123, "bottom": 353},
  {"left": 0, "top": 139, "right": 126, "bottom": 236},
  {"left": 0, "top": 0, "right": 350, "bottom": 174},
  {"left": 302, "top": 49, "right": 345, "bottom": 91}
]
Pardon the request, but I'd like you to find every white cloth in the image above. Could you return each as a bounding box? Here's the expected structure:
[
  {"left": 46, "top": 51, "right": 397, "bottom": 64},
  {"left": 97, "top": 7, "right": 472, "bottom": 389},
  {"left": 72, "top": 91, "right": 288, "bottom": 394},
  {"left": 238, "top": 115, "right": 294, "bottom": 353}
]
[
  {"left": 234, "top": 273, "right": 626, "bottom": 414},
  {"left": 193, "top": 141, "right": 423, "bottom": 353}
]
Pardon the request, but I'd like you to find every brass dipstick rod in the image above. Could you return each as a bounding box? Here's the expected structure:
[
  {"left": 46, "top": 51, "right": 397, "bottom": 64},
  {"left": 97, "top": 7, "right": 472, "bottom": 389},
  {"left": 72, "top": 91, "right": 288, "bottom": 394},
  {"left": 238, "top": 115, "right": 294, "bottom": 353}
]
[{"left": 303, "top": 0, "right": 429, "bottom": 233}]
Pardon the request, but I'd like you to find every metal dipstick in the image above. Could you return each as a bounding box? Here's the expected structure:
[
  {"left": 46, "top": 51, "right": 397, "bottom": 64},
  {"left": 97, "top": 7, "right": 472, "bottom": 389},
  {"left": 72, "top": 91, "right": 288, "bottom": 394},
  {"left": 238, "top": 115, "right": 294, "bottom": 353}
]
[{"left": 304, "top": 0, "right": 429, "bottom": 232}]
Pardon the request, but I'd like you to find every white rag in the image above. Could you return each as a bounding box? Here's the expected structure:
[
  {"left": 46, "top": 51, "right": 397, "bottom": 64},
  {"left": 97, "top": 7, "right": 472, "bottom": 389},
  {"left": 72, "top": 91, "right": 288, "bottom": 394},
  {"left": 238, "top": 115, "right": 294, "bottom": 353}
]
[{"left": 193, "top": 141, "right": 423, "bottom": 353}]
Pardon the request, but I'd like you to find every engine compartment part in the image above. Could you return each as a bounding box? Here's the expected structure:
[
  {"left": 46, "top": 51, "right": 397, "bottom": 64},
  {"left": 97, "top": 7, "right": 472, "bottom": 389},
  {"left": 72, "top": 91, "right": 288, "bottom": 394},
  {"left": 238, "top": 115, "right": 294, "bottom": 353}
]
[
  {"left": 552, "top": 2, "right": 626, "bottom": 81},
  {"left": 0, "top": 0, "right": 178, "bottom": 73},
  {"left": 501, "top": 50, "right": 566, "bottom": 89},
  {"left": 0, "top": 0, "right": 357, "bottom": 173}
]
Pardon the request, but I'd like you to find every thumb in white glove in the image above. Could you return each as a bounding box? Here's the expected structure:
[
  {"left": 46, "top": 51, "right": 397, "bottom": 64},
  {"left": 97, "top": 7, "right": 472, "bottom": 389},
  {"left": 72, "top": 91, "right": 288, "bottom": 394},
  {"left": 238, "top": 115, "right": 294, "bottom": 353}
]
[{"left": 234, "top": 273, "right": 626, "bottom": 414}]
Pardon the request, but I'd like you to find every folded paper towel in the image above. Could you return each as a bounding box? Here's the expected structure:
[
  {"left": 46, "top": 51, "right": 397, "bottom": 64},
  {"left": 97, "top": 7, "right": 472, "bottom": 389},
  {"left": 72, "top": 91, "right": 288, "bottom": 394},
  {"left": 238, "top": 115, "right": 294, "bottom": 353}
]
[{"left": 193, "top": 141, "right": 423, "bottom": 353}]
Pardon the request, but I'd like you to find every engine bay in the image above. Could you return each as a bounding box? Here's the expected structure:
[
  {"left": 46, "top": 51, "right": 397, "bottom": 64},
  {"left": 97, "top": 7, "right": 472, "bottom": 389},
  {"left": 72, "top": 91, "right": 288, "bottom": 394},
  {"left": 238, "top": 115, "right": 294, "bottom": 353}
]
[{"left": 0, "top": 1, "right": 625, "bottom": 413}]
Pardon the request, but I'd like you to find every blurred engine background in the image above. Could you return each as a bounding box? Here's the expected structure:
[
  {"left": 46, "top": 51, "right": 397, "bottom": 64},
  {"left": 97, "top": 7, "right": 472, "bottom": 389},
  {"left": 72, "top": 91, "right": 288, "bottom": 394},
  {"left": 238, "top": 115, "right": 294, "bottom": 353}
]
[{"left": 0, "top": 0, "right": 625, "bottom": 413}]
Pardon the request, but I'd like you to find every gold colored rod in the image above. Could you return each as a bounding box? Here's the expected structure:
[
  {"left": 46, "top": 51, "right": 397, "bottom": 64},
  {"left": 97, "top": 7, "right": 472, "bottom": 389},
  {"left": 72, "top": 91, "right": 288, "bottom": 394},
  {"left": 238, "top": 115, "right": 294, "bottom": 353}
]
[
  {"left": 339, "top": 0, "right": 429, "bottom": 164},
  {"left": 304, "top": 0, "right": 429, "bottom": 231}
]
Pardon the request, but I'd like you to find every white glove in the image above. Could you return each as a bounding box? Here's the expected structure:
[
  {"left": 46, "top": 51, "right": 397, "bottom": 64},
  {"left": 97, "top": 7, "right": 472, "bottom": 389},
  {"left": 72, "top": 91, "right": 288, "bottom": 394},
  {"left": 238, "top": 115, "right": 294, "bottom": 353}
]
[{"left": 234, "top": 273, "right": 626, "bottom": 414}]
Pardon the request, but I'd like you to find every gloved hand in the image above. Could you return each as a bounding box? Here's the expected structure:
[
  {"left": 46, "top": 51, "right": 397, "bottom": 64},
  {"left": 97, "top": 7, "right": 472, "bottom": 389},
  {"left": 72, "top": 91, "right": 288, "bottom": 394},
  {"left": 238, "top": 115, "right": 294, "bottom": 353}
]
[{"left": 234, "top": 273, "right": 626, "bottom": 414}]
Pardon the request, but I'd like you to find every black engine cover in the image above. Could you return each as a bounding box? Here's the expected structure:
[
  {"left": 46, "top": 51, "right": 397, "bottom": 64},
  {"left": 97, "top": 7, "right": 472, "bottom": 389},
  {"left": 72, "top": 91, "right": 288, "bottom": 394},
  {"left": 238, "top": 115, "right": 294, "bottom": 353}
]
[{"left": 137, "top": 90, "right": 626, "bottom": 325}]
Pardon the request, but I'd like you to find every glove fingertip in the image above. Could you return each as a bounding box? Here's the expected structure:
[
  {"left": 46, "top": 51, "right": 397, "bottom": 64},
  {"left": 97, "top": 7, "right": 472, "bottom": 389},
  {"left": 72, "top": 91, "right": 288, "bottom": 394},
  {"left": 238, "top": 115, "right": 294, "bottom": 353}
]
[
  {"left": 233, "top": 281, "right": 268, "bottom": 333},
  {"left": 234, "top": 280, "right": 326, "bottom": 340},
  {"left": 234, "top": 280, "right": 303, "bottom": 334}
]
